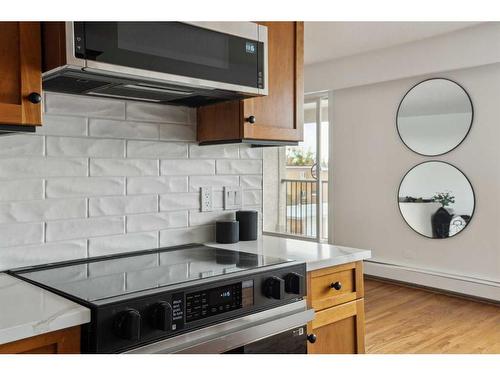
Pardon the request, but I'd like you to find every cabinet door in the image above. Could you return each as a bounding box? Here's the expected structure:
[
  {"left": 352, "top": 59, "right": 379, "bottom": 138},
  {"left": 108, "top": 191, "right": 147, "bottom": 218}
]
[
  {"left": 242, "top": 22, "right": 304, "bottom": 142},
  {"left": 0, "top": 22, "right": 42, "bottom": 127},
  {"left": 0, "top": 326, "right": 81, "bottom": 354},
  {"left": 308, "top": 299, "right": 366, "bottom": 354}
]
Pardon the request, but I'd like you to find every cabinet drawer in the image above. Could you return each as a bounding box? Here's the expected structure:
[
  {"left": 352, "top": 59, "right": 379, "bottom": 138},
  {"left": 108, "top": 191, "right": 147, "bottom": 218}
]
[
  {"left": 307, "top": 299, "right": 365, "bottom": 354},
  {"left": 308, "top": 261, "right": 364, "bottom": 311}
]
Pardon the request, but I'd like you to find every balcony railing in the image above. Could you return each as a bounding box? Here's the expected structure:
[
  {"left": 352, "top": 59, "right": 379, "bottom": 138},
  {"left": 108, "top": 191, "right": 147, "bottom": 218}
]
[{"left": 282, "top": 179, "right": 328, "bottom": 237}]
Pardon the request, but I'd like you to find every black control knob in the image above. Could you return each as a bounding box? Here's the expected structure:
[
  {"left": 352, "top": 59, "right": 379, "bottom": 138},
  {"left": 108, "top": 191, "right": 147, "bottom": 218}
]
[
  {"left": 263, "top": 276, "right": 285, "bottom": 300},
  {"left": 330, "top": 281, "right": 342, "bottom": 291},
  {"left": 307, "top": 333, "right": 317, "bottom": 344},
  {"left": 27, "top": 92, "right": 42, "bottom": 104},
  {"left": 149, "top": 301, "right": 172, "bottom": 331},
  {"left": 284, "top": 272, "right": 304, "bottom": 295},
  {"left": 113, "top": 308, "right": 141, "bottom": 341},
  {"left": 246, "top": 115, "right": 256, "bottom": 124}
]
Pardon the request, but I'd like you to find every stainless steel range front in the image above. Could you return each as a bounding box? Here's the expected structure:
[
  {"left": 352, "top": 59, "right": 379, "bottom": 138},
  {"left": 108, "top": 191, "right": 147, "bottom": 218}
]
[{"left": 9, "top": 244, "right": 313, "bottom": 353}]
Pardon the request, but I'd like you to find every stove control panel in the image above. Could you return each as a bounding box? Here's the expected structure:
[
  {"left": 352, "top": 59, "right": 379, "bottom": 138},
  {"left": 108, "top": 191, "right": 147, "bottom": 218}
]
[
  {"left": 92, "top": 263, "right": 306, "bottom": 353},
  {"left": 185, "top": 280, "right": 254, "bottom": 323}
]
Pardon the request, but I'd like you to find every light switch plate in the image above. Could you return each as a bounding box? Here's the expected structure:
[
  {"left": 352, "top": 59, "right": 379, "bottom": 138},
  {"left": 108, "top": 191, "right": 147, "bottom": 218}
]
[
  {"left": 200, "top": 186, "right": 213, "bottom": 212},
  {"left": 223, "top": 186, "right": 241, "bottom": 210}
]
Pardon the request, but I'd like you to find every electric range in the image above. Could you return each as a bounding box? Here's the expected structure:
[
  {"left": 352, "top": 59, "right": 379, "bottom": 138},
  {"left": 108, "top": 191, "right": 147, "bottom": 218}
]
[{"left": 9, "top": 244, "right": 313, "bottom": 354}]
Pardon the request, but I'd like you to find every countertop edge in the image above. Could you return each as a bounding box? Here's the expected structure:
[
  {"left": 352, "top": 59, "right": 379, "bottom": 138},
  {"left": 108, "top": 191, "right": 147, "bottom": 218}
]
[{"left": 0, "top": 273, "right": 91, "bottom": 346}]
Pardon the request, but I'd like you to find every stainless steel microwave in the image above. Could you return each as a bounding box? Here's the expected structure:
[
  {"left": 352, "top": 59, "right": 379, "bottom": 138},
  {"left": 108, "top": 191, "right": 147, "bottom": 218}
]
[{"left": 42, "top": 22, "right": 268, "bottom": 106}]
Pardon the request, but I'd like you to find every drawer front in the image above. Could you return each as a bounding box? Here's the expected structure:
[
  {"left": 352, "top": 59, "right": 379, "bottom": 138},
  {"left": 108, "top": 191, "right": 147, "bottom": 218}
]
[
  {"left": 308, "top": 261, "right": 364, "bottom": 311},
  {"left": 307, "top": 299, "right": 365, "bottom": 354}
]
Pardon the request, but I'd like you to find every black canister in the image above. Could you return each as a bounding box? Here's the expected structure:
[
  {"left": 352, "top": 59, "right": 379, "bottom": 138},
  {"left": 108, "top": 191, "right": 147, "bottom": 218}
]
[
  {"left": 236, "top": 210, "right": 258, "bottom": 241},
  {"left": 215, "top": 220, "right": 239, "bottom": 244}
]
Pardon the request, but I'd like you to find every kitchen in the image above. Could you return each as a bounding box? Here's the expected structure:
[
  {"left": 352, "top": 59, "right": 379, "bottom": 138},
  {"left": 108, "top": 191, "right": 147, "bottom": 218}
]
[{"left": 0, "top": 1, "right": 499, "bottom": 372}]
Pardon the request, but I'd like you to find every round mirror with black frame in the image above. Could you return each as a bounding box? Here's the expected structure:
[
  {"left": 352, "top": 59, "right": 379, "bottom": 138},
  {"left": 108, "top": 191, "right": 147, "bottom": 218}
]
[
  {"left": 397, "top": 78, "right": 473, "bottom": 156},
  {"left": 398, "top": 161, "right": 475, "bottom": 239}
]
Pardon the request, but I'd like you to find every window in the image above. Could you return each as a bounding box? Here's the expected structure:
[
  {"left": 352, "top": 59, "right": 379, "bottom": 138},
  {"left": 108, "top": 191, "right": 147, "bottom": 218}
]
[{"left": 263, "top": 97, "right": 329, "bottom": 241}]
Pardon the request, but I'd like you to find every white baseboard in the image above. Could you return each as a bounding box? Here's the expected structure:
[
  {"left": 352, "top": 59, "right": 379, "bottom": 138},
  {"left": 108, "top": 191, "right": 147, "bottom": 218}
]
[{"left": 364, "top": 260, "right": 500, "bottom": 302}]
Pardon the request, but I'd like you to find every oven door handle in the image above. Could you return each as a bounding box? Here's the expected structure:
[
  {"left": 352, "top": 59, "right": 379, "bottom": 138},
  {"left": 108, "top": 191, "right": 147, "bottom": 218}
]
[{"left": 124, "top": 300, "right": 315, "bottom": 354}]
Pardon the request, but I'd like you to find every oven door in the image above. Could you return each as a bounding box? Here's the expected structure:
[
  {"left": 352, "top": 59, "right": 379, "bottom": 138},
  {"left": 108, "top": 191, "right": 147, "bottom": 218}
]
[
  {"left": 124, "top": 300, "right": 314, "bottom": 354},
  {"left": 71, "top": 22, "right": 267, "bottom": 95}
]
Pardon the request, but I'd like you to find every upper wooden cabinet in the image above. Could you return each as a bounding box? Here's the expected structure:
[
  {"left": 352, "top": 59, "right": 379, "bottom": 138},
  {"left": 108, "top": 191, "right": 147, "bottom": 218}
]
[
  {"left": 197, "top": 22, "right": 304, "bottom": 145},
  {"left": 0, "top": 22, "right": 42, "bottom": 128}
]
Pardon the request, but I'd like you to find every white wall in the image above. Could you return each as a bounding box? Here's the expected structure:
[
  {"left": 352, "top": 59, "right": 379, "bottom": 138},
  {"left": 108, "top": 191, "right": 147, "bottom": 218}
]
[
  {"left": 306, "top": 22, "right": 500, "bottom": 93},
  {"left": 329, "top": 63, "right": 500, "bottom": 300},
  {"left": 0, "top": 93, "right": 262, "bottom": 271}
]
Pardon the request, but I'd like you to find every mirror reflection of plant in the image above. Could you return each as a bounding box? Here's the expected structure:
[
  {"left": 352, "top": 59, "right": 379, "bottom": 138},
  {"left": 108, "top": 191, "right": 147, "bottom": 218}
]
[{"left": 433, "top": 191, "right": 455, "bottom": 207}]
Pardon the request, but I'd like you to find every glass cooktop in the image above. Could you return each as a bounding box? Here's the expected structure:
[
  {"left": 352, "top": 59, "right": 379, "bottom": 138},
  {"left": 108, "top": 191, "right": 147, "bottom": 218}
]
[{"left": 10, "top": 244, "right": 291, "bottom": 304}]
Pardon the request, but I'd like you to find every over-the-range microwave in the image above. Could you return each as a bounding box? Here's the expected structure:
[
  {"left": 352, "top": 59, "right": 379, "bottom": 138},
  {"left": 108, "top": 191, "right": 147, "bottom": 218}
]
[{"left": 42, "top": 22, "right": 268, "bottom": 106}]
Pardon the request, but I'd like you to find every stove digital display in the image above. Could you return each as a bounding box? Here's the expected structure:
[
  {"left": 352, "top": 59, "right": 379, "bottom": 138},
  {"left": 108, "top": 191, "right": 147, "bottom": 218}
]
[{"left": 185, "top": 281, "right": 253, "bottom": 323}]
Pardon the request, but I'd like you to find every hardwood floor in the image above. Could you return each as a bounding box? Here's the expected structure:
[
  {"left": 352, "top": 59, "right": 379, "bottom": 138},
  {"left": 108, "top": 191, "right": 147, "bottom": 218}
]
[{"left": 364, "top": 278, "right": 500, "bottom": 354}]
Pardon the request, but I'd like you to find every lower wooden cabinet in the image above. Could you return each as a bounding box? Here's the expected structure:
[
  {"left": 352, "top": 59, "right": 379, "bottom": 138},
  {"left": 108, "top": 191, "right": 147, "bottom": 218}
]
[
  {"left": 307, "top": 261, "right": 366, "bottom": 354},
  {"left": 307, "top": 299, "right": 365, "bottom": 354},
  {"left": 0, "top": 326, "right": 81, "bottom": 354}
]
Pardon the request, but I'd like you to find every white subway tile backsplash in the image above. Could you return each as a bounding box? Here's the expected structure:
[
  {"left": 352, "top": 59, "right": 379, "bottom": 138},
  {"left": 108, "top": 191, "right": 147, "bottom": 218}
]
[
  {"left": 160, "top": 193, "right": 200, "bottom": 211},
  {"left": 127, "top": 176, "right": 188, "bottom": 194},
  {"left": 189, "top": 175, "right": 239, "bottom": 192},
  {"left": 159, "top": 123, "right": 196, "bottom": 141},
  {"left": 36, "top": 115, "right": 87, "bottom": 137},
  {"left": 239, "top": 146, "right": 263, "bottom": 159},
  {"left": 45, "top": 93, "right": 125, "bottom": 119},
  {"left": 88, "top": 232, "right": 158, "bottom": 257},
  {"left": 0, "top": 179, "right": 43, "bottom": 201},
  {"left": 189, "top": 211, "right": 235, "bottom": 226},
  {"left": 0, "top": 240, "right": 87, "bottom": 271},
  {"left": 243, "top": 190, "right": 262, "bottom": 206},
  {"left": 88, "top": 119, "right": 159, "bottom": 140},
  {"left": 240, "top": 175, "right": 263, "bottom": 189},
  {"left": 0, "top": 222, "right": 43, "bottom": 247},
  {"left": 47, "top": 136, "right": 125, "bottom": 158},
  {"left": 90, "top": 159, "right": 158, "bottom": 177},
  {"left": 127, "top": 141, "right": 188, "bottom": 159},
  {"left": 126, "top": 101, "right": 194, "bottom": 124},
  {"left": 216, "top": 160, "right": 262, "bottom": 175},
  {"left": 0, "top": 158, "right": 87, "bottom": 178},
  {"left": 127, "top": 211, "right": 188, "bottom": 232},
  {"left": 0, "top": 198, "right": 86, "bottom": 224},
  {"left": 160, "top": 225, "right": 215, "bottom": 247},
  {"left": 0, "top": 92, "right": 261, "bottom": 269},
  {"left": 189, "top": 144, "right": 239, "bottom": 159},
  {"left": 0, "top": 135, "right": 44, "bottom": 157},
  {"left": 89, "top": 195, "right": 157, "bottom": 216},
  {"left": 161, "top": 160, "right": 215, "bottom": 176},
  {"left": 46, "top": 216, "right": 124, "bottom": 242},
  {"left": 46, "top": 177, "right": 125, "bottom": 198}
]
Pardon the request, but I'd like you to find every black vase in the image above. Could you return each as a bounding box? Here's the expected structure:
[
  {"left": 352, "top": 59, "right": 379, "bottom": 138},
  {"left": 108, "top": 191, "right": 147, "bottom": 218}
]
[{"left": 431, "top": 207, "right": 452, "bottom": 238}]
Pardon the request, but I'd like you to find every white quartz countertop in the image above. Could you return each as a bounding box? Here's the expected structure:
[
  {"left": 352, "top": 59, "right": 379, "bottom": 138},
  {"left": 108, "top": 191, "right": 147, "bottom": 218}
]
[
  {"left": 206, "top": 235, "right": 371, "bottom": 271},
  {"left": 0, "top": 273, "right": 90, "bottom": 346}
]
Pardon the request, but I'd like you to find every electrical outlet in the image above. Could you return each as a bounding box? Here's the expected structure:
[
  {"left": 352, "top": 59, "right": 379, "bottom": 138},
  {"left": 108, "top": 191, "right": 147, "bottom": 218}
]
[
  {"left": 223, "top": 186, "right": 242, "bottom": 210},
  {"left": 200, "top": 186, "right": 213, "bottom": 212}
]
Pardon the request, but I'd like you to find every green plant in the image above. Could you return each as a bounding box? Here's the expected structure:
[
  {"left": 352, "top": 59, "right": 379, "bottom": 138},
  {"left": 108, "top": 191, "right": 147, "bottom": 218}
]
[
  {"left": 433, "top": 191, "right": 455, "bottom": 207},
  {"left": 286, "top": 147, "right": 315, "bottom": 166}
]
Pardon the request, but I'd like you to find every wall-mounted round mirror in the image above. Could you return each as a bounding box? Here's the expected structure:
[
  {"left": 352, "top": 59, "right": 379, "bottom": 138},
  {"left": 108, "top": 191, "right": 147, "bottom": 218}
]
[
  {"left": 397, "top": 78, "right": 473, "bottom": 156},
  {"left": 398, "top": 161, "right": 475, "bottom": 238}
]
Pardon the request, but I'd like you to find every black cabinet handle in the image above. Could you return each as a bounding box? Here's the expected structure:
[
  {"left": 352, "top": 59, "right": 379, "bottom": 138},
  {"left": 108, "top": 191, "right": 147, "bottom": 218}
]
[
  {"left": 330, "top": 281, "right": 342, "bottom": 290},
  {"left": 307, "top": 333, "right": 317, "bottom": 344},
  {"left": 28, "top": 92, "right": 42, "bottom": 104},
  {"left": 246, "top": 115, "right": 256, "bottom": 124}
]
